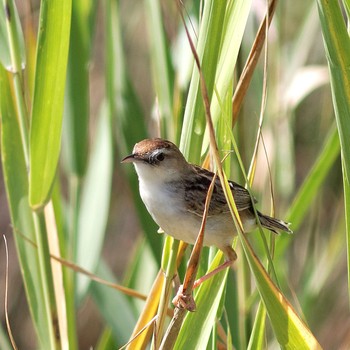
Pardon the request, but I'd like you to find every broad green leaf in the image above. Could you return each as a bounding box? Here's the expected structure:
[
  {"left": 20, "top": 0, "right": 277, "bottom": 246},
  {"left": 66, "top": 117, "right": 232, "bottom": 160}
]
[
  {"left": 316, "top": 0, "right": 350, "bottom": 305},
  {"left": 76, "top": 105, "right": 113, "bottom": 300},
  {"left": 0, "top": 65, "right": 55, "bottom": 349},
  {"left": 0, "top": 0, "right": 25, "bottom": 70},
  {"left": 239, "top": 232, "right": 321, "bottom": 349},
  {"left": 29, "top": 0, "right": 72, "bottom": 209}
]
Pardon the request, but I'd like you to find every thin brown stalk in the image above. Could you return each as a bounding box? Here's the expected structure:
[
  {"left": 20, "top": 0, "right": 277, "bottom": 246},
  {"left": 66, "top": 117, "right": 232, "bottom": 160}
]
[
  {"left": 13, "top": 228, "right": 148, "bottom": 301},
  {"left": 180, "top": 172, "right": 217, "bottom": 300},
  {"left": 119, "top": 315, "right": 158, "bottom": 350},
  {"left": 232, "top": 0, "right": 278, "bottom": 124}
]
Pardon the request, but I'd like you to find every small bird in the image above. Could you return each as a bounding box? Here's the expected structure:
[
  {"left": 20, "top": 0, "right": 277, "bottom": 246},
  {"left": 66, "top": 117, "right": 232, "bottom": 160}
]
[{"left": 122, "top": 138, "right": 292, "bottom": 262}]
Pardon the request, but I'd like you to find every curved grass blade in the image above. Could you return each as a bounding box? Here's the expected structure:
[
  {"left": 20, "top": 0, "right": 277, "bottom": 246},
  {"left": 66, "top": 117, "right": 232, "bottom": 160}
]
[
  {"left": 76, "top": 105, "right": 113, "bottom": 300},
  {"left": 1, "top": 0, "right": 29, "bottom": 166},
  {"left": 316, "top": 0, "right": 350, "bottom": 305},
  {"left": 0, "top": 65, "right": 56, "bottom": 348},
  {"left": 238, "top": 231, "right": 321, "bottom": 349},
  {"left": 247, "top": 302, "right": 266, "bottom": 350},
  {"left": 218, "top": 175, "right": 322, "bottom": 349},
  {"left": 29, "top": 0, "right": 72, "bottom": 209},
  {"left": 270, "top": 124, "right": 340, "bottom": 262},
  {"left": 287, "top": 125, "right": 340, "bottom": 230}
]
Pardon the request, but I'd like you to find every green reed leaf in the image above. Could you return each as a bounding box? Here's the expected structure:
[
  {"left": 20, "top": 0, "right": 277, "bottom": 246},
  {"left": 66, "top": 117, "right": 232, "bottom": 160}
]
[{"left": 29, "top": 0, "right": 72, "bottom": 209}]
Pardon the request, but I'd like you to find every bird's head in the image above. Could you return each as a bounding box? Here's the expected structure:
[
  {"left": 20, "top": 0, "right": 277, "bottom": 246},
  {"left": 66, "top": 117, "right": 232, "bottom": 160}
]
[{"left": 122, "top": 138, "right": 190, "bottom": 182}]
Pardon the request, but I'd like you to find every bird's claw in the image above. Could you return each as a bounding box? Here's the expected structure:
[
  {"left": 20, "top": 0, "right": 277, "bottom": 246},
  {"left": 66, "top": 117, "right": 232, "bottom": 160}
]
[{"left": 172, "top": 285, "right": 196, "bottom": 312}]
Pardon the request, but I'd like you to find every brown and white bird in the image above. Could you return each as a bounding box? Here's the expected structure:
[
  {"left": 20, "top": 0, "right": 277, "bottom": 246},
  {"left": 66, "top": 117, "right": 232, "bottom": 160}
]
[{"left": 122, "top": 138, "right": 292, "bottom": 261}]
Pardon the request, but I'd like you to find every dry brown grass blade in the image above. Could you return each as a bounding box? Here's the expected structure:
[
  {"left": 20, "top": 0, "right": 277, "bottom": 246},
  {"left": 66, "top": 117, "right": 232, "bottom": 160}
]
[
  {"left": 13, "top": 228, "right": 148, "bottom": 301},
  {"left": 51, "top": 254, "right": 147, "bottom": 300},
  {"left": 232, "top": 0, "right": 277, "bottom": 124},
  {"left": 3, "top": 235, "right": 19, "bottom": 350},
  {"left": 56, "top": 260, "right": 147, "bottom": 304}
]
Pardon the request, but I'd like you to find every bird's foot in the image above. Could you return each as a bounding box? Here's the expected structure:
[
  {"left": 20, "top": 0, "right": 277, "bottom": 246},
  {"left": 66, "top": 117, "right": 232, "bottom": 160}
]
[{"left": 172, "top": 285, "right": 196, "bottom": 312}]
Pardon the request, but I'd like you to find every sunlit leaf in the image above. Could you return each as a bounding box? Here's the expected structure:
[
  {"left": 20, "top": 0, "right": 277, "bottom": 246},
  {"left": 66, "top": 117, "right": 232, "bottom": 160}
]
[
  {"left": 0, "top": 65, "right": 54, "bottom": 349},
  {"left": 29, "top": 0, "right": 72, "bottom": 209}
]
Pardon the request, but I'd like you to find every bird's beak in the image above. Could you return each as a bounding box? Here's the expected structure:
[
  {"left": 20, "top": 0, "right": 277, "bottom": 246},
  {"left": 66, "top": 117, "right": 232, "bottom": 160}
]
[{"left": 121, "top": 154, "right": 136, "bottom": 163}]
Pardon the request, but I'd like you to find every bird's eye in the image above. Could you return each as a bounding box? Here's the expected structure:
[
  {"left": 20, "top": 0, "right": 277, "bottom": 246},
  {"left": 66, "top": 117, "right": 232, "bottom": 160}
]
[
  {"left": 156, "top": 152, "right": 165, "bottom": 162},
  {"left": 149, "top": 151, "right": 165, "bottom": 165}
]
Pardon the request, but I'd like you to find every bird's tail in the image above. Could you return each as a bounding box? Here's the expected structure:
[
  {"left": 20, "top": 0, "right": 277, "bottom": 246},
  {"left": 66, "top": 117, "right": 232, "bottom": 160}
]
[{"left": 257, "top": 211, "right": 293, "bottom": 234}]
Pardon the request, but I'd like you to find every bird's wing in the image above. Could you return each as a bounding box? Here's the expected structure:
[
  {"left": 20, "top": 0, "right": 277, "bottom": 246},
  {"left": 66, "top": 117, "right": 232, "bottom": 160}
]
[{"left": 184, "top": 165, "right": 256, "bottom": 217}]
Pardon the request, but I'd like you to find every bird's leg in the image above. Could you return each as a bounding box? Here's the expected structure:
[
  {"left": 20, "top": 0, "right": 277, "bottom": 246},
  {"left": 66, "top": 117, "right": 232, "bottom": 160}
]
[
  {"left": 172, "top": 247, "right": 237, "bottom": 310},
  {"left": 193, "top": 246, "right": 237, "bottom": 289}
]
